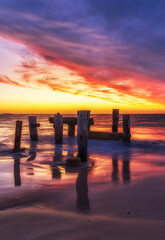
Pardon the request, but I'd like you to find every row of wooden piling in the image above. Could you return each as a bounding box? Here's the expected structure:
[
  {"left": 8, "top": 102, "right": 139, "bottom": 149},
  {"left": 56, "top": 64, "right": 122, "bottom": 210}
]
[{"left": 13, "top": 110, "right": 131, "bottom": 161}]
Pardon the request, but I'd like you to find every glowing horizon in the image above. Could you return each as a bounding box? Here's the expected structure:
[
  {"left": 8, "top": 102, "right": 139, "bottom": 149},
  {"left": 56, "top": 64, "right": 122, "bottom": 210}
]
[{"left": 0, "top": 1, "right": 165, "bottom": 114}]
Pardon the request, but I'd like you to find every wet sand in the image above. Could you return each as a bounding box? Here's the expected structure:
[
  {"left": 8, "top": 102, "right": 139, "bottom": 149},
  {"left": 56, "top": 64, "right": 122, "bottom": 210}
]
[
  {"left": 0, "top": 151, "right": 165, "bottom": 240},
  {"left": 0, "top": 206, "right": 165, "bottom": 240}
]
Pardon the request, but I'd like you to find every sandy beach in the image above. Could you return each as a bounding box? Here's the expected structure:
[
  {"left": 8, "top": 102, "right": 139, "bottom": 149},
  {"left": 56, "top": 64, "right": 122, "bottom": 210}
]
[
  {"left": 0, "top": 114, "right": 165, "bottom": 239},
  {"left": 0, "top": 168, "right": 165, "bottom": 240}
]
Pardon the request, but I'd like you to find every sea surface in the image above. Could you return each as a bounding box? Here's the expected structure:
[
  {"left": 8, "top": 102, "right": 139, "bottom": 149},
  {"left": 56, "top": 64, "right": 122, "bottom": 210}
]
[{"left": 0, "top": 114, "right": 165, "bottom": 212}]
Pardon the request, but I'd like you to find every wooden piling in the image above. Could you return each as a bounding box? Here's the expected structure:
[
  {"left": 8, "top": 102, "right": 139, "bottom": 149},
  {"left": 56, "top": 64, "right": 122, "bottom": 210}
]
[
  {"left": 54, "top": 113, "right": 63, "bottom": 144},
  {"left": 77, "top": 110, "right": 90, "bottom": 161},
  {"left": 123, "top": 114, "right": 131, "bottom": 143},
  {"left": 112, "top": 109, "right": 119, "bottom": 132},
  {"left": 68, "top": 124, "right": 75, "bottom": 137},
  {"left": 13, "top": 121, "right": 22, "bottom": 153},
  {"left": 28, "top": 116, "right": 39, "bottom": 141},
  {"left": 88, "top": 131, "right": 123, "bottom": 140}
]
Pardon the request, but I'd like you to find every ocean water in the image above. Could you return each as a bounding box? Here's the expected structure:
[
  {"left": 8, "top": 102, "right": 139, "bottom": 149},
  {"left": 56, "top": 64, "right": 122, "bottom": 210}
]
[
  {"left": 0, "top": 114, "right": 165, "bottom": 210},
  {"left": 1, "top": 113, "right": 165, "bottom": 151}
]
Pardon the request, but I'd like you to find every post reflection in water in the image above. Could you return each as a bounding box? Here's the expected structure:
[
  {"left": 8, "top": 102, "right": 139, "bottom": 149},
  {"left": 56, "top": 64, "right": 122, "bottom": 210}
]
[
  {"left": 27, "top": 167, "right": 34, "bottom": 176},
  {"left": 27, "top": 141, "right": 37, "bottom": 162},
  {"left": 76, "top": 167, "right": 90, "bottom": 211},
  {"left": 13, "top": 156, "right": 21, "bottom": 187},
  {"left": 27, "top": 151, "right": 36, "bottom": 161},
  {"left": 53, "top": 148, "right": 63, "bottom": 162},
  {"left": 51, "top": 166, "right": 61, "bottom": 179},
  {"left": 122, "top": 151, "right": 131, "bottom": 184},
  {"left": 112, "top": 153, "right": 119, "bottom": 183},
  {"left": 51, "top": 148, "right": 62, "bottom": 179},
  {"left": 67, "top": 150, "right": 74, "bottom": 157}
]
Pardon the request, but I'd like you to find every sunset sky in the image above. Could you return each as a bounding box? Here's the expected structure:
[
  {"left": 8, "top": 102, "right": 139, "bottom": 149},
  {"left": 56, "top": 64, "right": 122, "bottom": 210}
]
[{"left": 0, "top": 0, "right": 165, "bottom": 113}]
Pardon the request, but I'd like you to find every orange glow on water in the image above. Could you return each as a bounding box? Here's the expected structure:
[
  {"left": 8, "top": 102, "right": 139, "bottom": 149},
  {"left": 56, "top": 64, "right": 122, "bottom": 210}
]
[{"left": 132, "top": 127, "right": 165, "bottom": 141}]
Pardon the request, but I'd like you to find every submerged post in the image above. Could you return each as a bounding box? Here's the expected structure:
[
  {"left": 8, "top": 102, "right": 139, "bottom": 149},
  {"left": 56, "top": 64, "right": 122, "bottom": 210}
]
[
  {"left": 13, "top": 121, "right": 22, "bottom": 153},
  {"left": 28, "top": 116, "right": 39, "bottom": 141},
  {"left": 54, "top": 113, "right": 63, "bottom": 144},
  {"left": 77, "top": 110, "right": 90, "bottom": 161},
  {"left": 123, "top": 114, "right": 131, "bottom": 143},
  {"left": 112, "top": 109, "right": 119, "bottom": 132},
  {"left": 68, "top": 124, "right": 75, "bottom": 137}
]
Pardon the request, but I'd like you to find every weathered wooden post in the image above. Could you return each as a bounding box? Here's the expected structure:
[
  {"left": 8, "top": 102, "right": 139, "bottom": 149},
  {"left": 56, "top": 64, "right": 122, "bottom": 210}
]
[
  {"left": 68, "top": 124, "right": 75, "bottom": 137},
  {"left": 123, "top": 114, "right": 131, "bottom": 143},
  {"left": 77, "top": 110, "right": 90, "bottom": 161},
  {"left": 13, "top": 121, "right": 22, "bottom": 153},
  {"left": 54, "top": 113, "right": 63, "bottom": 144},
  {"left": 88, "top": 124, "right": 91, "bottom": 132},
  {"left": 28, "top": 116, "right": 40, "bottom": 141},
  {"left": 112, "top": 109, "right": 119, "bottom": 132}
]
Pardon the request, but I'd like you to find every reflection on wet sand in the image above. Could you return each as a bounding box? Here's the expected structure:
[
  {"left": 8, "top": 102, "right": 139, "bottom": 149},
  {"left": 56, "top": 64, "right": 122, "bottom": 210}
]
[
  {"left": 76, "top": 167, "right": 90, "bottom": 211},
  {"left": 52, "top": 166, "right": 61, "bottom": 179},
  {"left": 27, "top": 167, "right": 34, "bottom": 176},
  {"left": 67, "top": 150, "right": 74, "bottom": 157},
  {"left": 27, "top": 141, "right": 37, "bottom": 162},
  {"left": 27, "top": 151, "right": 36, "bottom": 161},
  {"left": 111, "top": 151, "right": 131, "bottom": 184},
  {"left": 51, "top": 148, "right": 63, "bottom": 179},
  {"left": 53, "top": 148, "right": 63, "bottom": 162},
  {"left": 112, "top": 153, "right": 119, "bottom": 183},
  {"left": 122, "top": 151, "right": 131, "bottom": 184},
  {"left": 13, "top": 156, "right": 21, "bottom": 186}
]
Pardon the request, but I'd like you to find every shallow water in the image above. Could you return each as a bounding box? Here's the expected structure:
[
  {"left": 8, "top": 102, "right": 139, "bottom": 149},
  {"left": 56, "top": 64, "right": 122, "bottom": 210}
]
[{"left": 0, "top": 114, "right": 165, "bottom": 204}]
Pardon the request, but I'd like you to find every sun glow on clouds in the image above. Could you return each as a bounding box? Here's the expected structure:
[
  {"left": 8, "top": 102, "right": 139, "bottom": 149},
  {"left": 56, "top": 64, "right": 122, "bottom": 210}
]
[
  {"left": 0, "top": 0, "right": 165, "bottom": 113},
  {"left": 0, "top": 37, "right": 164, "bottom": 113}
]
